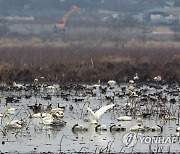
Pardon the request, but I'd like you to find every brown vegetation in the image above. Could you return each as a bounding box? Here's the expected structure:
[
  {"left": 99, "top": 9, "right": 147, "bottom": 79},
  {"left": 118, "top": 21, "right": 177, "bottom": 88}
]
[{"left": 0, "top": 38, "right": 179, "bottom": 83}]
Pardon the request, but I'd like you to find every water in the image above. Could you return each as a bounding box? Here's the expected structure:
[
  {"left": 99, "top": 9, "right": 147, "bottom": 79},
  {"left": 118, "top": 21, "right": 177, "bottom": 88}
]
[{"left": 0, "top": 83, "right": 179, "bottom": 153}]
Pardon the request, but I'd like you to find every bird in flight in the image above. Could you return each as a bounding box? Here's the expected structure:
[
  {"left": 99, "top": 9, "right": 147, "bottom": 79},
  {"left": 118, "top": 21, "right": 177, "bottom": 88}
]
[{"left": 87, "top": 104, "right": 115, "bottom": 124}]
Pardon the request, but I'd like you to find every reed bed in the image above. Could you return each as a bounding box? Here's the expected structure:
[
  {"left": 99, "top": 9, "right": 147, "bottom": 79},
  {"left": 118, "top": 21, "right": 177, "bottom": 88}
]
[{"left": 0, "top": 38, "right": 179, "bottom": 83}]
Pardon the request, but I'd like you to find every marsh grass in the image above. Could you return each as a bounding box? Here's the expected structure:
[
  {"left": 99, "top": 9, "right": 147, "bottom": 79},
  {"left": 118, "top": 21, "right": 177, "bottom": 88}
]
[{"left": 0, "top": 38, "right": 179, "bottom": 82}]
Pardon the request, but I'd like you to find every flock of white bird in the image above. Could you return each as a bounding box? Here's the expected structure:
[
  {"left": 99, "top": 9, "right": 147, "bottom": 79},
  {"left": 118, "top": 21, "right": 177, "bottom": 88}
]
[
  {"left": 0, "top": 105, "right": 66, "bottom": 130},
  {"left": 70, "top": 73, "right": 179, "bottom": 134},
  {"left": 2, "top": 100, "right": 179, "bottom": 134},
  {"left": 71, "top": 103, "right": 180, "bottom": 134},
  {"left": 1, "top": 73, "right": 179, "bottom": 139}
]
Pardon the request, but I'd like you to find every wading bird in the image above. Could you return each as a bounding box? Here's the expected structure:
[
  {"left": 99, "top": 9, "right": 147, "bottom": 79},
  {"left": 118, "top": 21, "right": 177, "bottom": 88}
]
[{"left": 87, "top": 104, "right": 115, "bottom": 124}]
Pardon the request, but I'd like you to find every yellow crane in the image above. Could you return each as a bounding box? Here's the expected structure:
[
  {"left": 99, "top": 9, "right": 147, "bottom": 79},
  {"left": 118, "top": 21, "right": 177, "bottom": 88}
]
[{"left": 54, "top": 6, "right": 81, "bottom": 31}]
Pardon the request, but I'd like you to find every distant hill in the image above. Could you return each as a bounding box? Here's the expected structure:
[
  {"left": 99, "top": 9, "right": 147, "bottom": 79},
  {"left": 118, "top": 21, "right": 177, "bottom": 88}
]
[{"left": 0, "top": 0, "right": 169, "bottom": 17}]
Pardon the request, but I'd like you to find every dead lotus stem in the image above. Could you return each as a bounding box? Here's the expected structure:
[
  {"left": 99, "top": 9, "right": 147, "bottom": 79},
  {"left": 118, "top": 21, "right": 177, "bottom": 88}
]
[
  {"left": 108, "top": 141, "right": 114, "bottom": 153},
  {"left": 0, "top": 125, "right": 7, "bottom": 136},
  {"left": 59, "top": 134, "right": 67, "bottom": 154},
  {"left": 94, "top": 147, "right": 99, "bottom": 154},
  {"left": 79, "top": 147, "right": 89, "bottom": 152},
  {"left": 11, "top": 106, "right": 23, "bottom": 123}
]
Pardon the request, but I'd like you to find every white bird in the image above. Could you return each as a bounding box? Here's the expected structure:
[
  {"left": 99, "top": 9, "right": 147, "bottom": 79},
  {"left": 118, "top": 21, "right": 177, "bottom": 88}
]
[
  {"left": 51, "top": 111, "right": 64, "bottom": 118},
  {"left": 50, "top": 119, "right": 66, "bottom": 126},
  {"left": 177, "top": 132, "right": 180, "bottom": 137},
  {"left": 133, "top": 73, "right": 139, "bottom": 80},
  {"left": 150, "top": 125, "right": 163, "bottom": 132},
  {"left": 72, "top": 124, "right": 88, "bottom": 131},
  {"left": 110, "top": 124, "right": 126, "bottom": 132},
  {"left": 107, "top": 80, "right": 116, "bottom": 87},
  {"left": 13, "top": 82, "right": 24, "bottom": 89},
  {"left": 34, "top": 78, "right": 39, "bottom": 83},
  {"left": 130, "top": 91, "right": 138, "bottom": 97},
  {"left": 0, "top": 113, "right": 3, "bottom": 122},
  {"left": 51, "top": 108, "right": 62, "bottom": 112},
  {"left": 117, "top": 116, "right": 132, "bottom": 121},
  {"left": 95, "top": 124, "right": 107, "bottom": 131},
  {"left": 137, "top": 118, "right": 143, "bottom": 123},
  {"left": 47, "top": 86, "right": 55, "bottom": 89},
  {"left": 129, "top": 80, "right": 134, "bottom": 84},
  {"left": 93, "top": 80, "right": 101, "bottom": 88},
  {"left": 154, "top": 76, "right": 161, "bottom": 81},
  {"left": 87, "top": 104, "right": 115, "bottom": 124},
  {"left": 176, "top": 127, "right": 180, "bottom": 132},
  {"left": 130, "top": 124, "right": 150, "bottom": 132},
  {"left": 129, "top": 84, "right": 135, "bottom": 92},
  {"left": 124, "top": 102, "right": 131, "bottom": 108},
  {"left": 40, "top": 115, "right": 53, "bottom": 125},
  {"left": 0, "top": 113, "right": 3, "bottom": 117},
  {"left": 29, "top": 112, "right": 51, "bottom": 119},
  {"left": 164, "top": 116, "right": 177, "bottom": 120},
  {"left": 6, "top": 120, "right": 24, "bottom": 129},
  {"left": 6, "top": 107, "right": 15, "bottom": 112},
  {"left": 5, "top": 108, "right": 16, "bottom": 115},
  {"left": 29, "top": 113, "right": 41, "bottom": 118},
  {"left": 5, "top": 114, "right": 25, "bottom": 129},
  {"left": 46, "top": 85, "right": 56, "bottom": 90},
  {"left": 39, "top": 112, "right": 65, "bottom": 126},
  {"left": 130, "top": 124, "right": 145, "bottom": 132}
]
